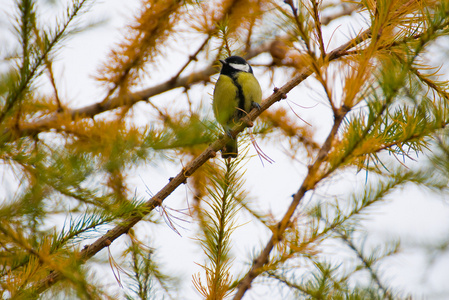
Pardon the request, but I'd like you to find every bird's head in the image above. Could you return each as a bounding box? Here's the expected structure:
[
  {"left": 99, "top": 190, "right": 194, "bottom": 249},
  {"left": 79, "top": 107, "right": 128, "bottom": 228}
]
[{"left": 219, "top": 56, "right": 253, "bottom": 75}]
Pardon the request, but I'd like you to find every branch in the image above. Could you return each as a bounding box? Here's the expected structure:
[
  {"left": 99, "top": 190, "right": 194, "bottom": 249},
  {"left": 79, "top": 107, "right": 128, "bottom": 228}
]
[
  {"left": 29, "top": 60, "right": 309, "bottom": 298},
  {"left": 17, "top": 42, "right": 272, "bottom": 135},
  {"left": 334, "top": 229, "right": 393, "bottom": 300},
  {"left": 232, "top": 105, "right": 348, "bottom": 300},
  {"left": 29, "top": 29, "right": 371, "bottom": 296},
  {"left": 232, "top": 17, "right": 449, "bottom": 296},
  {"left": 1, "top": 0, "right": 93, "bottom": 124},
  {"left": 321, "top": 3, "right": 360, "bottom": 26},
  {"left": 232, "top": 29, "right": 371, "bottom": 300},
  {"left": 14, "top": 4, "right": 366, "bottom": 136}
]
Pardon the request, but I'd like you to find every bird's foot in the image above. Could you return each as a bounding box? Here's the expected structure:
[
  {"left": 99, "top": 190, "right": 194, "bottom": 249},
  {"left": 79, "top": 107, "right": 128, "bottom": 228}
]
[
  {"left": 251, "top": 101, "right": 261, "bottom": 110},
  {"left": 225, "top": 129, "right": 234, "bottom": 139}
]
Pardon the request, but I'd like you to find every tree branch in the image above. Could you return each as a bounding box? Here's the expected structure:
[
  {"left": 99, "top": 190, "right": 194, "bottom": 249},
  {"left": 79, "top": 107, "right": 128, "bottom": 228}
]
[
  {"left": 232, "top": 30, "right": 371, "bottom": 300},
  {"left": 28, "top": 28, "right": 371, "bottom": 296},
  {"left": 29, "top": 61, "right": 309, "bottom": 297},
  {"left": 1, "top": 0, "right": 93, "bottom": 125},
  {"left": 232, "top": 106, "right": 348, "bottom": 300},
  {"left": 16, "top": 42, "right": 272, "bottom": 135}
]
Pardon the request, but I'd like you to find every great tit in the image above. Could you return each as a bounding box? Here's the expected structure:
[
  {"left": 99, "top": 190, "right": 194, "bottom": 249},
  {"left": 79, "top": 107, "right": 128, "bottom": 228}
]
[{"left": 213, "top": 56, "right": 262, "bottom": 158}]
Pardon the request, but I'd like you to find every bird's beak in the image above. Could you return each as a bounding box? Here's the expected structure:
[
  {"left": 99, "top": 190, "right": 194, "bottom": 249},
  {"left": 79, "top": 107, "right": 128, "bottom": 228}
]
[{"left": 219, "top": 59, "right": 226, "bottom": 65}]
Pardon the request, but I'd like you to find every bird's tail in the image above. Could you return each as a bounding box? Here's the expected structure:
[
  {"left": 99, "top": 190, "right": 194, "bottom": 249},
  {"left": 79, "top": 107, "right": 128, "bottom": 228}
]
[{"left": 222, "top": 138, "right": 238, "bottom": 158}]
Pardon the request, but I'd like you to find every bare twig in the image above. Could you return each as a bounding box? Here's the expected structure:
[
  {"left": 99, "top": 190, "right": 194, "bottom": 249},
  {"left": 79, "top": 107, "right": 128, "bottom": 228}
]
[
  {"left": 321, "top": 3, "right": 359, "bottom": 26},
  {"left": 333, "top": 228, "right": 393, "bottom": 300}
]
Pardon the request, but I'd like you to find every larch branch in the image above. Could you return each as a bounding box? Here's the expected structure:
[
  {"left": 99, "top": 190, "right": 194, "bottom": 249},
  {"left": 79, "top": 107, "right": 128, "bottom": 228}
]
[
  {"left": 16, "top": 42, "right": 272, "bottom": 135},
  {"left": 232, "top": 30, "right": 372, "bottom": 300},
  {"left": 29, "top": 28, "right": 371, "bottom": 296}
]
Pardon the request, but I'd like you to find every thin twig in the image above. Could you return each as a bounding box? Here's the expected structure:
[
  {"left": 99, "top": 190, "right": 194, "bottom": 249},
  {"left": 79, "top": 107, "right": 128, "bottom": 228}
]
[{"left": 333, "top": 228, "right": 393, "bottom": 300}]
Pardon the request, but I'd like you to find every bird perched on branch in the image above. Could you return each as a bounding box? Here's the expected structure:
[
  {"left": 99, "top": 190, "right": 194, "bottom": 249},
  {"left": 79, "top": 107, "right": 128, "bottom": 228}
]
[{"left": 213, "top": 56, "right": 262, "bottom": 158}]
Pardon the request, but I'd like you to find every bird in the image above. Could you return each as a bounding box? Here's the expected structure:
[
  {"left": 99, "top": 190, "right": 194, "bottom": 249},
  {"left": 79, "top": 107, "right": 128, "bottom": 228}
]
[{"left": 213, "top": 56, "right": 262, "bottom": 158}]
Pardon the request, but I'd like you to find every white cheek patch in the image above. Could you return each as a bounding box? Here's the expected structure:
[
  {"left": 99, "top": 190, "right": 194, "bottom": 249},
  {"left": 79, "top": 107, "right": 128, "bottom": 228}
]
[{"left": 230, "top": 62, "right": 250, "bottom": 72}]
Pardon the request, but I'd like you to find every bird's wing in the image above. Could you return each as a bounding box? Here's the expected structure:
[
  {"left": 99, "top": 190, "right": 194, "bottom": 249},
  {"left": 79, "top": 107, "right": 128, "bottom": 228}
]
[{"left": 213, "top": 75, "right": 239, "bottom": 127}]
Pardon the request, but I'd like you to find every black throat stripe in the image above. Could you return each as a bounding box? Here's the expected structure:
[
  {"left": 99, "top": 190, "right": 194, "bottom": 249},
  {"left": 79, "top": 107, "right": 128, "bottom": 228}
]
[{"left": 231, "top": 74, "right": 246, "bottom": 120}]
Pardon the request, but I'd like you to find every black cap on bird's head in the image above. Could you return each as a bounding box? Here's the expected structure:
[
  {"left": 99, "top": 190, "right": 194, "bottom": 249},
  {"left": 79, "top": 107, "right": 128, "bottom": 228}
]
[{"left": 219, "top": 56, "right": 253, "bottom": 76}]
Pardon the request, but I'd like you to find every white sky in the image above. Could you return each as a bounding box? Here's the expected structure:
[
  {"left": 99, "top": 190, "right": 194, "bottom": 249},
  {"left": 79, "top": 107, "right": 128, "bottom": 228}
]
[{"left": 2, "top": 0, "right": 449, "bottom": 299}]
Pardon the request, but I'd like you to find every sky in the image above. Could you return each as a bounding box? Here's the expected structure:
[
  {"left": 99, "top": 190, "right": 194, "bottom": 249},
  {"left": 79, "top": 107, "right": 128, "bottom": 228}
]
[{"left": 2, "top": 0, "right": 449, "bottom": 299}]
